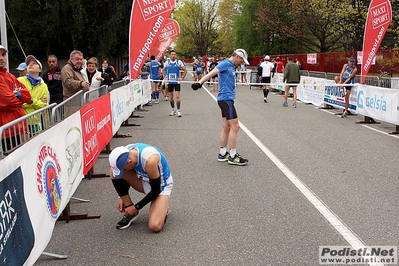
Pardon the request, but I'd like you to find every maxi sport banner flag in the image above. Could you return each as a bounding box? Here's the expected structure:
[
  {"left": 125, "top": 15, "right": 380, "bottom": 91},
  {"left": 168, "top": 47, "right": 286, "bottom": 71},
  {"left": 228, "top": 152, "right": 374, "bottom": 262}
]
[
  {"left": 152, "top": 18, "right": 180, "bottom": 61},
  {"left": 129, "top": 0, "right": 176, "bottom": 79},
  {"left": 361, "top": 0, "right": 392, "bottom": 83}
]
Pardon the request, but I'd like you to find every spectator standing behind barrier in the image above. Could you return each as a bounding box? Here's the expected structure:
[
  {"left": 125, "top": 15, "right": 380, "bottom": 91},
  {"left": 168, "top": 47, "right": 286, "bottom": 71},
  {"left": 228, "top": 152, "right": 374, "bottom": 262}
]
[
  {"left": 0, "top": 45, "right": 33, "bottom": 150},
  {"left": 336, "top": 57, "right": 357, "bottom": 118},
  {"left": 240, "top": 62, "right": 247, "bottom": 83},
  {"left": 81, "top": 57, "right": 103, "bottom": 102},
  {"left": 192, "top": 49, "right": 250, "bottom": 166},
  {"left": 209, "top": 58, "right": 219, "bottom": 92},
  {"left": 271, "top": 58, "right": 277, "bottom": 78},
  {"left": 162, "top": 50, "right": 187, "bottom": 117},
  {"left": 276, "top": 57, "right": 284, "bottom": 73},
  {"left": 282, "top": 57, "right": 301, "bottom": 108},
  {"left": 18, "top": 55, "right": 49, "bottom": 134},
  {"left": 61, "top": 50, "right": 90, "bottom": 100},
  {"left": 42, "top": 55, "right": 63, "bottom": 104},
  {"left": 15, "top": 62, "right": 27, "bottom": 77},
  {"left": 260, "top": 55, "right": 274, "bottom": 103},
  {"left": 108, "top": 143, "right": 173, "bottom": 232},
  {"left": 98, "top": 58, "right": 117, "bottom": 86}
]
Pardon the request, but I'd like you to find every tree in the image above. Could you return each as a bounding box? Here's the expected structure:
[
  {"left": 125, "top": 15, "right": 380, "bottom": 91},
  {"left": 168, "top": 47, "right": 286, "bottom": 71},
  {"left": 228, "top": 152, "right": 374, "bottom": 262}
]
[
  {"left": 216, "top": 0, "right": 240, "bottom": 55},
  {"left": 173, "top": 0, "right": 219, "bottom": 58}
]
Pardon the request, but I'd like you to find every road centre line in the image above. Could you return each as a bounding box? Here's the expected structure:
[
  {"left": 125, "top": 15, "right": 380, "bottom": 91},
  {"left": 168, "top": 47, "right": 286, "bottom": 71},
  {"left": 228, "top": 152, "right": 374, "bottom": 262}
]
[{"left": 202, "top": 84, "right": 383, "bottom": 266}]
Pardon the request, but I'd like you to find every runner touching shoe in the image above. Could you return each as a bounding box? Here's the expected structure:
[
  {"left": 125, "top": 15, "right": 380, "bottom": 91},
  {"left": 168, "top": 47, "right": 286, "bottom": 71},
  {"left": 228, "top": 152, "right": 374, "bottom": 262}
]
[
  {"left": 109, "top": 143, "right": 173, "bottom": 232},
  {"left": 192, "top": 49, "right": 249, "bottom": 166}
]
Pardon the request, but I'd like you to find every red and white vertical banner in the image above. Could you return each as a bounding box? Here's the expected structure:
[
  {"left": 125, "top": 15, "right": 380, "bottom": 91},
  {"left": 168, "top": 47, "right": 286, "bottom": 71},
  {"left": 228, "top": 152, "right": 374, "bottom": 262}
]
[
  {"left": 151, "top": 18, "right": 180, "bottom": 61},
  {"left": 361, "top": 0, "right": 392, "bottom": 83},
  {"left": 129, "top": 0, "right": 176, "bottom": 79}
]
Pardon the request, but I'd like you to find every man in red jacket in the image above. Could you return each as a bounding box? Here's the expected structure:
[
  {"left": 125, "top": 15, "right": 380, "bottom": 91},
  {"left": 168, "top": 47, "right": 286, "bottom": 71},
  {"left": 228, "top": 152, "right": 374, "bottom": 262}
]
[{"left": 0, "top": 45, "right": 33, "bottom": 152}]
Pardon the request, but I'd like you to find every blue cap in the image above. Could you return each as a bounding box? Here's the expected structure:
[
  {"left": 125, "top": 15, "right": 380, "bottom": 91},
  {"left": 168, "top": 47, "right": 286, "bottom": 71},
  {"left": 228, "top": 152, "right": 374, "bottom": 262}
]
[{"left": 16, "top": 62, "right": 27, "bottom": 71}]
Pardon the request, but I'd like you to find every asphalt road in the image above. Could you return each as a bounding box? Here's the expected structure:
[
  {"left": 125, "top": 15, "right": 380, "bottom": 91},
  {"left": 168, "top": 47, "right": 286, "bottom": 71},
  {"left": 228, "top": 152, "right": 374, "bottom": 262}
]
[{"left": 34, "top": 75, "right": 399, "bottom": 266}]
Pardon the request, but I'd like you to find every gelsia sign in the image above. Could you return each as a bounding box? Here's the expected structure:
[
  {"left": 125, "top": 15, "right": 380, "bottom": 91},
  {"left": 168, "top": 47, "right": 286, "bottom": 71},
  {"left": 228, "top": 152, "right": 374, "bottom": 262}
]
[
  {"left": 152, "top": 18, "right": 180, "bottom": 61},
  {"left": 361, "top": 0, "right": 392, "bottom": 83},
  {"left": 80, "top": 94, "right": 113, "bottom": 174},
  {"left": 129, "top": 0, "right": 176, "bottom": 79}
]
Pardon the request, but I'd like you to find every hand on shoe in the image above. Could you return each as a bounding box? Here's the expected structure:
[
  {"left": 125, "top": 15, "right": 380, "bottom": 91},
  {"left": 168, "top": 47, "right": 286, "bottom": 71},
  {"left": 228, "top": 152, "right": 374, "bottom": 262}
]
[{"left": 191, "top": 83, "right": 202, "bottom": 90}]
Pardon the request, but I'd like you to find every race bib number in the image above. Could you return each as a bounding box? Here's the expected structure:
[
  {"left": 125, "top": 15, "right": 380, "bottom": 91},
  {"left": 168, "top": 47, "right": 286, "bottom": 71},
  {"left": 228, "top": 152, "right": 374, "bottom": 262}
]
[{"left": 169, "top": 73, "right": 177, "bottom": 81}]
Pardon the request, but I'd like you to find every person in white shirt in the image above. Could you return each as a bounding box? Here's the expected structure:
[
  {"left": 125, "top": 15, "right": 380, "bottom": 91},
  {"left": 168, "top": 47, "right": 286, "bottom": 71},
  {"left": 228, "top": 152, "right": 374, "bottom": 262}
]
[
  {"left": 81, "top": 57, "right": 103, "bottom": 102},
  {"left": 259, "top": 55, "right": 274, "bottom": 103}
]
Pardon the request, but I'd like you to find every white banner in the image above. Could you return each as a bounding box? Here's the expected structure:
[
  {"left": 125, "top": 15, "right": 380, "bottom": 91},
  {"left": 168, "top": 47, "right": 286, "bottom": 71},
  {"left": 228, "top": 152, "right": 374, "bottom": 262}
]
[
  {"left": 141, "top": 79, "right": 152, "bottom": 106},
  {"left": 0, "top": 112, "right": 84, "bottom": 265},
  {"left": 110, "top": 85, "right": 135, "bottom": 135},
  {"left": 356, "top": 85, "right": 399, "bottom": 124},
  {"left": 298, "top": 76, "right": 326, "bottom": 107}
]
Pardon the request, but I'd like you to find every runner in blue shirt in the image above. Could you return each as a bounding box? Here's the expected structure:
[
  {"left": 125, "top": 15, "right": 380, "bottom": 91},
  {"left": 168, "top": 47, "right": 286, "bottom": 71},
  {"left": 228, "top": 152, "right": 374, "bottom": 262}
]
[
  {"left": 109, "top": 143, "right": 173, "bottom": 232},
  {"left": 147, "top": 55, "right": 161, "bottom": 103},
  {"left": 161, "top": 50, "right": 187, "bottom": 117},
  {"left": 191, "top": 49, "right": 250, "bottom": 166}
]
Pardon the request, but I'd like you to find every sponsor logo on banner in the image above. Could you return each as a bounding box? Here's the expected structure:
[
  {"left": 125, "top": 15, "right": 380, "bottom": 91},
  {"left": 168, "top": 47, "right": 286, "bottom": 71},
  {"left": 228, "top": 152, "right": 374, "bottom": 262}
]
[
  {"left": 36, "top": 144, "right": 62, "bottom": 219},
  {"left": 361, "top": 0, "right": 392, "bottom": 83},
  {"left": 112, "top": 97, "right": 125, "bottom": 127},
  {"left": 65, "top": 127, "right": 83, "bottom": 184},
  {"left": 80, "top": 94, "right": 113, "bottom": 174},
  {"left": 137, "top": 0, "right": 174, "bottom": 21},
  {"left": 152, "top": 18, "right": 180, "bottom": 61},
  {"left": 129, "top": 0, "right": 176, "bottom": 79},
  {"left": 0, "top": 168, "right": 34, "bottom": 265},
  {"left": 357, "top": 90, "right": 387, "bottom": 111}
]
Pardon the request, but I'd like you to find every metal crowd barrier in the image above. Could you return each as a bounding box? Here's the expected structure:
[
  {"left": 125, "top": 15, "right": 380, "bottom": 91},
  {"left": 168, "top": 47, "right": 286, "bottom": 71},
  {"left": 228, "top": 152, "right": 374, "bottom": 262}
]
[
  {"left": 0, "top": 103, "right": 56, "bottom": 158},
  {"left": 83, "top": 85, "right": 108, "bottom": 103},
  {"left": 51, "top": 91, "right": 84, "bottom": 124}
]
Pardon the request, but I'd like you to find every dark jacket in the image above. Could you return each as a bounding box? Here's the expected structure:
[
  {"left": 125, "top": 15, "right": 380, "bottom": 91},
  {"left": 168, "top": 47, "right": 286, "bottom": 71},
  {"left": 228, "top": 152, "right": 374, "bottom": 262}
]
[{"left": 98, "top": 67, "right": 117, "bottom": 86}]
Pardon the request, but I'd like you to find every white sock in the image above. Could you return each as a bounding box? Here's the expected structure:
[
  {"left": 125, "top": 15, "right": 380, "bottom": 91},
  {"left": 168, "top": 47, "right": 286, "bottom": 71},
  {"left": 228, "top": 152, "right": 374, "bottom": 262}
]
[
  {"left": 220, "top": 147, "right": 227, "bottom": 155},
  {"left": 230, "top": 149, "right": 236, "bottom": 157}
]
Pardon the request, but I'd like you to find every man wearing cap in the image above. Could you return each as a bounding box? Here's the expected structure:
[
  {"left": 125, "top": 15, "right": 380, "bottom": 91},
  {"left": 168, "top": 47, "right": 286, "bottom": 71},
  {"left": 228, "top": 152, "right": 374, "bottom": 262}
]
[
  {"left": 336, "top": 57, "right": 357, "bottom": 117},
  {"left": 191, "top": 49, "right": 249, "bottom": 166},
  {"left": 15, "top": 62, "right": 27, "bottom": 77},
  {"left": 0, "top": 45, "right": 33, "bottom": 150},
  {"left": 259, "top": 55, "right": 274, "bottom": 103},
  {"left": 18, "top": 55, "right": 49, "bottom": 134},
  {"left": 109, "top": 143, "right": 173, "bottom": 232}
]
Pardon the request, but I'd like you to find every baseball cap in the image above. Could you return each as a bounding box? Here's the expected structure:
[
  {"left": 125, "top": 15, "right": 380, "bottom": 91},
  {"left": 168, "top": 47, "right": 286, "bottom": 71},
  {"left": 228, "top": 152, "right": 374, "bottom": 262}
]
[
  {"left": 349, "top": 57, "right": 355, "bottom": 62},
  {"left": 234, "top": 48, "right": 249, "bottom": 65},
  {"left": 109, "top": 146, "right": 130, "bottom": 178},
  {"left": 265, "top": 55, "right": 270, "bottom": 60},
  {"left": 25, "top": 55, "right": 42, "bottom": 71},
  {"left": 0, "top": 45, "right": 7, "bottom": 52},
  {"left": 16, "top": 62, "right": 27, "bottom": 71}
]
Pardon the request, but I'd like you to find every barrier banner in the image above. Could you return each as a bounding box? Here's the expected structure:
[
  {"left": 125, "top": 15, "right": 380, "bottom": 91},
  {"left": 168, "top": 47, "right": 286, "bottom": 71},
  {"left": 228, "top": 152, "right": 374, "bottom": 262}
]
[
  {"left": 129, "top": 0, "right": 176, "bottom": 79},
  {"left": 356, "top": 85, "right": 399, "bottom": 124},
  {"left": 0, "top": 112, "right": 84, "bottom": 265},
  {"left": 110, "top": 85, "right": 133, "bottom": 135},
  {"left": 298, "top": 76, "right": 326, "bottom": 107},
  {"left": 324, "top": 82, "right": 358, "bottom": 112},
  {"left": 152, "top": 18, "right": 180, "bottom": 61},
  {"left": 361, "top": 0, "right": 392, "bottom": 83},
  {"left": 80, "top": 94, "right": 113, "bottom": 174}
]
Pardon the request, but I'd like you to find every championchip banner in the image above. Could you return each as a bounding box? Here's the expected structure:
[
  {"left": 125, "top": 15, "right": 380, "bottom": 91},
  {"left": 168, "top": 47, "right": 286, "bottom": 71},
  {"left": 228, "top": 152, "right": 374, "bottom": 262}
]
[
  {"left": 152, "top": 18, "right": 180, "bottom": 61},
  {"left": 361, "top": 0, "right": 392, "bottom": 83},
  {"left": 0, "top": 112, "right": 85, "bottom": 265},
  {"left": 129, "top": 0, "right": 175, "bottom": 79}
]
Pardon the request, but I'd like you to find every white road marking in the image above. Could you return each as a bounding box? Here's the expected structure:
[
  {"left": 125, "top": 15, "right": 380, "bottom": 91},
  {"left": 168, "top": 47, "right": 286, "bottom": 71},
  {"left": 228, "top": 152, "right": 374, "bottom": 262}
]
[{"left": 200, "top": 83, "right": 384, "bottom": 265}]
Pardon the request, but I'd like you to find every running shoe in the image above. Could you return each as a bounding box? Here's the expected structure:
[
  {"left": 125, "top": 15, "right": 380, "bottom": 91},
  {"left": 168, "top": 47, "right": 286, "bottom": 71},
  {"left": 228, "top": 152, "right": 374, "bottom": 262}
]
[
  {"left": 176, "top": 111, "right": 182, "bottom": 117},
  {"left": 264, "top": 97, "right": 268, "bottom": 103},
  {"left": 116, "top": 211, "right": 139, "bottom": 230},
  {"left": 169, "top": 110, "right": 175, "bottom": 116},
  {"left": 341, "top": 111, "right": 347, "bottom": 118},
  {"left": 293, "top": 103, "right": 297, "bottom": 108},
  {"left": 282, "top": 102, "right": 288, "bottom": 107},
  {"left": 218, "top": 153, "right": 229, "bottom": 162},
  {"left": 228, "top": 153, "right": 248, "bottom": 166}
]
